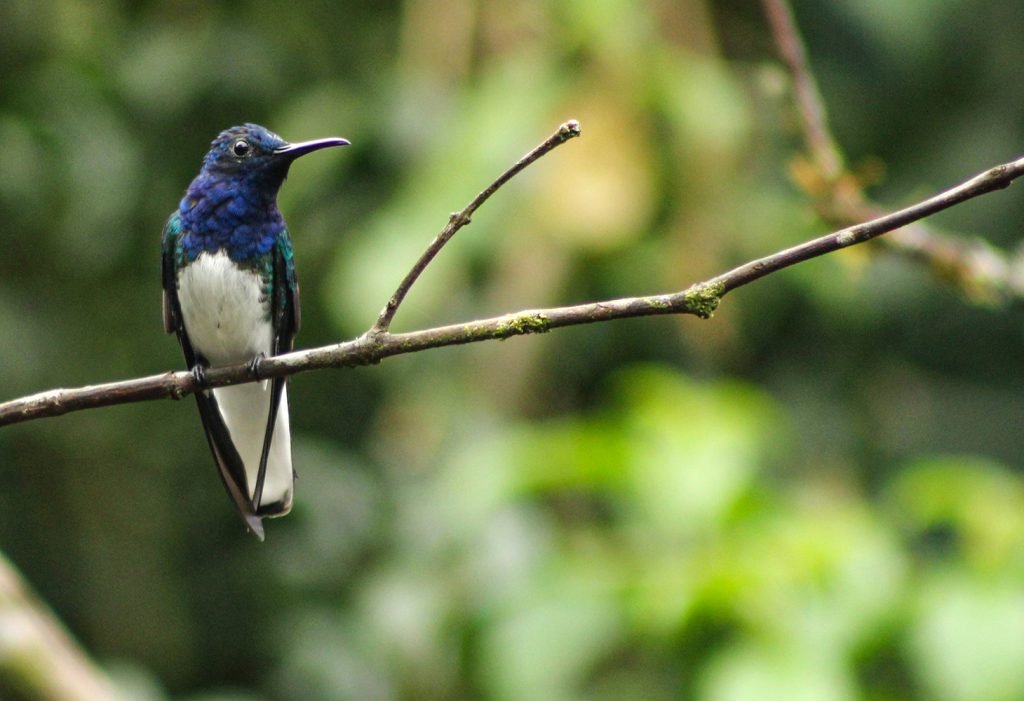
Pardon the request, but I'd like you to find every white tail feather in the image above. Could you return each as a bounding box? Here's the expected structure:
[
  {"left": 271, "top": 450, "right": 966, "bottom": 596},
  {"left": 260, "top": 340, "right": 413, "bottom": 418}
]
[{"left": 213, "top": 382, "right": 293, "bottom": 512}]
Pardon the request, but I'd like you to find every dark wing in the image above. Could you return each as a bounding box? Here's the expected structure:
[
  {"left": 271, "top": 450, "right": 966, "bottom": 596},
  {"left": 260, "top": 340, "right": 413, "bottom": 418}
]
[
  {"left": 196, "top": 399, "right": 265, "bottom": 539},
  {"left": 251, "top": 232, "right": 300, "bottom": 513},
  {"left": 161, "top": 213, "right": 184, "bottom": 337},
  {"left": 162, "top": 212, "right": 265, "bottom": 538},
  {"left": 273, "top": 229, "right": 301, "bottom": 346}
]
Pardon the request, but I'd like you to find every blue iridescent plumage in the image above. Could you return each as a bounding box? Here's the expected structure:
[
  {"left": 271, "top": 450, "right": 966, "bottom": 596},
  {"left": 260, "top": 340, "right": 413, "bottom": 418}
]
[{"left": 162, "top": 124, "right": 349, "bottom": 539}]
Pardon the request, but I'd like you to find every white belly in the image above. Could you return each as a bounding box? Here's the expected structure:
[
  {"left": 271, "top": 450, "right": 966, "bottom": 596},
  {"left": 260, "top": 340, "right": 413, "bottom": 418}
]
[
  {"left": 177, "top": 250, "right": 293, "bottom": 511},
  {"left": 177, "top": 250, "right": 272, "bottom": 366}
]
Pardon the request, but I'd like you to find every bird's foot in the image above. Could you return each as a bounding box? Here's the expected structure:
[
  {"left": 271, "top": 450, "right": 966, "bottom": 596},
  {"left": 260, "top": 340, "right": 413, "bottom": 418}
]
[
  {"left": 249, "top": 352, "right": 267, "bottom": 381},
  {"left": 191, "top": 363, "right": 210, "bottom": 389}
]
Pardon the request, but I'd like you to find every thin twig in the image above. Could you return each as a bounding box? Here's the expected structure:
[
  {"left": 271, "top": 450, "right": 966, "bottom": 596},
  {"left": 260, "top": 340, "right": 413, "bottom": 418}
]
[
  {"left": 709, "top": 157, "right": 1024, "bottom": 292},
  {"left": 2, "top": 153, "right": 1023, "bottom": 427},
  {"left": 370, "top": 119, "right": 582, "bottom": 333}
]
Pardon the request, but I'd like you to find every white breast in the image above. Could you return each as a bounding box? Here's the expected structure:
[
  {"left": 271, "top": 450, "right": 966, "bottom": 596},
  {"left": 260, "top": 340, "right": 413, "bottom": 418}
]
[{"left": 176, "top": 251, "right": 273, "bottom": 366}]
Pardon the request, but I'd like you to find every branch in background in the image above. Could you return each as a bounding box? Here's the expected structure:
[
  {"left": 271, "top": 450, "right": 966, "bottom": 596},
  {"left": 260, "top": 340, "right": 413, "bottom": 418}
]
[
  {"left": 761, "top": 0, "right": 1024, "bottom": 304},
  {"left": 371, "top": 119, "right": 582, "bottom": 333},
  {"left": 761, "top": 0, "right": 843, "bottom": 180},
  {"left": 3, "top": 150, "right": 1024, "bottom": 427},
  {"left": 0, "top": 551, "right": 125, "bottom": 701},
  {"left": 879, "top": 219, "right": 1024, "bottom": 303}
]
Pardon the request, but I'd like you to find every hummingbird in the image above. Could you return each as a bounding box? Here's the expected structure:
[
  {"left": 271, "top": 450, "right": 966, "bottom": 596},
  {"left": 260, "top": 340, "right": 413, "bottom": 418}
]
[{"left": 161, "top": 124, "right": 349, "bottom": 539}]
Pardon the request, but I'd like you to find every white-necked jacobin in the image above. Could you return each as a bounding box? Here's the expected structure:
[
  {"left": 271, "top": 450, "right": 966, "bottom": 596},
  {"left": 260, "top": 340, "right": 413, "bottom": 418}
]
[{"left": 161, "top": 124, "right": 349, "bottom": 539}]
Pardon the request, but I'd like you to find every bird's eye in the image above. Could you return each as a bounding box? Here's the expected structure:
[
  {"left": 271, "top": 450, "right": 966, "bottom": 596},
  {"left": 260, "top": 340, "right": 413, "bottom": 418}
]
[{"left": 232, "top": 139, "right": 251, "bottom": 157}]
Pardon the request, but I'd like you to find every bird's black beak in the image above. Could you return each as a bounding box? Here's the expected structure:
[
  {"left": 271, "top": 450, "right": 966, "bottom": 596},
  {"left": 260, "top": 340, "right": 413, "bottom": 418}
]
[{"left": 274, "top": 137, "right": 350, "bottom": 160}]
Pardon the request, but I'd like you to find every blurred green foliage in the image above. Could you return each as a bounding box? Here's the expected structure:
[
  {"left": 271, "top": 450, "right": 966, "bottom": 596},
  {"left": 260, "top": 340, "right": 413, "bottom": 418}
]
[{"left": 1, "top": 0, "right": 1024, "bottom": 699}]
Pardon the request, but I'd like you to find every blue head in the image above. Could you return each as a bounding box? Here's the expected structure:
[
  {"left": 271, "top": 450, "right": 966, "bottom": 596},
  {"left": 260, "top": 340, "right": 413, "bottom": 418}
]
[{"left": 178, "top": 124, "right": 348, "bottom": 260}]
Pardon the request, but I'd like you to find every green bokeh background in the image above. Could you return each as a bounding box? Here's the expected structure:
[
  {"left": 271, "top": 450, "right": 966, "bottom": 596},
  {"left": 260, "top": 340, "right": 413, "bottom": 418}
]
[{"left": 1, "top": 1, "right": 1024, "bottom": 699}]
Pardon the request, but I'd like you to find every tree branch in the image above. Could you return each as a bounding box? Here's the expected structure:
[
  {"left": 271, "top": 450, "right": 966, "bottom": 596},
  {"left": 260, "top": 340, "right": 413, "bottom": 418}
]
[{"left": 2, "top": 150, "right": 1024, "bottom": 427}]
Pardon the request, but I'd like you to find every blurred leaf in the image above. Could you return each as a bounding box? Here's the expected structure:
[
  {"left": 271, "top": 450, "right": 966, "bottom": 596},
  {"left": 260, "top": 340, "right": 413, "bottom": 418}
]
[
  {"left": 699, "top": 640, "right": 856, "bottom": 701},
  {"left": 909, "top": 573, "right": 1024, "bottom": 701},
  {"left": 615, "top": 366, "right": 783, "bottom": 538},
  {"left": 885, "top": 455, "right": 1024, "bottom": 571}
]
